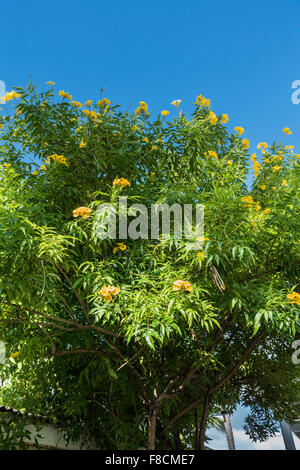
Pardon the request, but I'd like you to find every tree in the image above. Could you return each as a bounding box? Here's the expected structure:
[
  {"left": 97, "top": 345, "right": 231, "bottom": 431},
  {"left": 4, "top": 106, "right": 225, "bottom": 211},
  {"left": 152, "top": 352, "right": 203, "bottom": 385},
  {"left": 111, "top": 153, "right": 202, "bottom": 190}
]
[{"left": 0, "top": 84, "right": 299, "bottom": 449}]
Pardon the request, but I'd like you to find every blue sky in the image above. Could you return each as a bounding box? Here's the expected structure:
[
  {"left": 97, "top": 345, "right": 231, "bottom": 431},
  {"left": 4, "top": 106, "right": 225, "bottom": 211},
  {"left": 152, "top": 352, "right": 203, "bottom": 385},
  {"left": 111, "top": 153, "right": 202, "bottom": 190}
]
[
  {"left": 1, "top": 0, "right": 299, "bottom": 450},
  {"left": 1, "top": 0, "right": 300, "bottom": 160}
]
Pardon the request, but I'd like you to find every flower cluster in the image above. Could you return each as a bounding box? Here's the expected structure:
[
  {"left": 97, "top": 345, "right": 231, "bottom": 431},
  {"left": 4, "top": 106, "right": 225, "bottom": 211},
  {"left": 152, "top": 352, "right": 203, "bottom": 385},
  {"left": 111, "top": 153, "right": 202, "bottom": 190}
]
[
  {"left": 196, "top": 94, "right": 210, "bottom": 107},
  {"left": 241, "top": 195, "right": 260, "bottom": 209},
  {"left": 113, "top": 242, "right": 127, "bottom": 254},
  {"left": 113, "top": 178, "right": 131, "bottom": 188},
  {"left": 161, "top": 110, "right": 169, "bottom": 117},
  {"left": 83, "top": 109, "right": 98, "bottom": 120},
  {"left": 59, "top": 90, "right": 72, "bottom": 100},
  {"left": 73, "top": 207, "right": 92, "bottom": 218},
  {"left": 1, "top": 90, "right": 21, "bottom": 102},
  {"left": 221, "top": 114, "right": 229, "bottom": 124},
  {"left": 97, "top": 98, "right": 111, "bottom": 107},
  {"left": 234, "top": 127, "right": 244, "bottom": 135},
  {"left": 207, "top": 150, "right": 218, "bottom": 159},
  {"left": 173, "top": 280, "right": 193, "bottom": 292},
  {"left": 257, "top": 142, "right": 268, "bottom": 150},
  {"left": 251, "top": 153, "right": 260, "bottom": 177},
  {"left": 287, "top": 292, "right": 300, "bottom": 305},
  {"left": 283, "top": 127, "right": 292, "bottom": 135},
  {"left": 135, "top": 101, "right": 149, "bottom": 115},
  {"left": 171, "top": 99, "right": 181, "bottom": 107},
  {"left": 208, "top": 111, "right": 217, "bottom": 125},
  {"left": 100, "top": 285, "right": 120, "bottom": 302},
  {"left": 47, "top": 154, "right": 68, "bottom": 166},
  {"left": 242, "top": 138, "right": 250, "bottom": 150}
]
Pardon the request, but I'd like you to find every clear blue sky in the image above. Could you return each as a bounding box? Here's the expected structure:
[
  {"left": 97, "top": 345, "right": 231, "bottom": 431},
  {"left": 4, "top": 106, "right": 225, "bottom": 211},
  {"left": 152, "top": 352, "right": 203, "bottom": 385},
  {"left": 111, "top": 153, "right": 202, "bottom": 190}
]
[
  {"left": 1, "top": 0, "right": 300, "bottom": 159},
  {"left": 1, "top": 0, "right": 299, "bottom": 450}
]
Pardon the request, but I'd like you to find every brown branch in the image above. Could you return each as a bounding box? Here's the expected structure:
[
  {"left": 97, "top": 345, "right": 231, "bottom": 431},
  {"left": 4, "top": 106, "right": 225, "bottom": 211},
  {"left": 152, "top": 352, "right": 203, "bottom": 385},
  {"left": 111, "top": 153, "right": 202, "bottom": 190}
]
[
  {"left": 116, "top": 347, "right": 144, "bottom": 372},
  {"left": 0, "top": 301, "right": 79, "bottom": 327},
  {"left": 0, "top": 317, "right": 77, "bottom": 332},
  {"left": 46, "top": 348, "right": 104, "bottom": 357},
  {"left": 0, "top": 301, "right": 116, "bottom": 337},
  {"left": 209, "top": 333, "right": 263, "bottom": 395}
]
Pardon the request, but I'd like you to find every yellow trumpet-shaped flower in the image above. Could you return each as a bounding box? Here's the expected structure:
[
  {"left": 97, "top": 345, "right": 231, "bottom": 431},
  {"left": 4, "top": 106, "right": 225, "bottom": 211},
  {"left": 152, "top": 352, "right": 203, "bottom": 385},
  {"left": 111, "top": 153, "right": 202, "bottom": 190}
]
[
  {"left": 282, "top": 127, "right": 292, "bottom": 135},
  {"left": 221, "top": 114, "right": 229, "bottom": 124},
  {"left": 234, "top": 127, "right": 244, "bottom": 135},
  {"left": 113, "top": 177, "right": 131, "bottom": 188},
  {"left": 287, "top": 292, "right": 300, "bottom": 305},
  {"left": 73, "top": 207, "right": 92, "bottom": 218}
]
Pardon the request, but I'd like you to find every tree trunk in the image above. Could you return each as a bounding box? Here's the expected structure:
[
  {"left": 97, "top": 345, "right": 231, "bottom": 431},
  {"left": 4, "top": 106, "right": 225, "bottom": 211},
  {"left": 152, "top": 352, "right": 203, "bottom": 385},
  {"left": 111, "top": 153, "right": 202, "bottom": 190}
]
[
  {"left": 194, "top": 409, "right": 199, "bottom": 450},
  {"left": 147, "top": 406, "right": 159, "bottom": 450},
  {"left": 198, "top": 395, "right": 210, "bottom": 450}
]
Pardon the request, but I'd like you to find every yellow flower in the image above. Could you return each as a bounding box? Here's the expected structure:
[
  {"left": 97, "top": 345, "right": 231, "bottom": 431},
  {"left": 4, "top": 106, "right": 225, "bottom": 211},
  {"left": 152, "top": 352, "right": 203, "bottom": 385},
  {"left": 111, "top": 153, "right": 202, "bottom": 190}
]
[
  {"left": 197, "top": 251, "right": 205, "bottom": 260},
  {"left": 40, "top": 165, "right": 46, "bottom": 171},
  {"left": 234, "top": 127, "right": 244, "bottom": 135},
  {"left": 79, "top": 139, "right": 87, "bottom": 148},
  {"left": 242, "top": 138, "right": 250, "bottom": 150},
  {"left": 48, "top": 154, "right": 68, "bottom": 166},
  {"left": 2, "top": 91, "right": 21, "bottom": 102},
  {"left": 113, "top": 242, "right": 127, "bottom": 254},
  {"left": 272, "top": 165, "right": 282, "bottom": 172},
  {"left": 32, "top": 171, "right": 38, "bottom": 175},
  {"left": 282, "top": 127, "right": 292, "bottom": 135},
  {"left": 142, "top": 137, "right": 149, "bottom": 143},
  {"left": 72, "top": 101, "right": 82, "bottom": 108},
  {"left": 221, "top": 114, "right": 229, "bottom": 124},
  {"left": 161, "top": 110, "right": 169, "bottom": 117},
  {"left": 282, "top": 180, "right": 288, "bottom": 187},
  {"left": 241, "top": 195, "right": 260, "bottom": 208},
  {"left": 100, "top": 285, "right": 120, "bottom": 302},
  {"left": 0, "top": 124, "right": 3, "bottom": 130},
  {"left": 208, "top": 111, "right": 217, "bottom": 125},
  {"left": 9, "top": 352, "right": 20, "bottom": 359},
  {"left": 132, "top": 125, "right": 139, "bottom": 131},
  {"left": 259, "top": 185, "right": 266, "bottom": 190},
  {"left": 46, "top": 81, "right": 55, "bottom": 86},
  {"left": 97, "top": 98, "right": 111, "bottom": 107},
  {"left": 173, "top": 280, "right": 184, "bottom": 291},
  {"left": 151, "top": 145, "right": 157, "bottom": 151},
  {"left": 4, "top": 163, "right": 11, "bottom": 170},
  {"left": 253, "top": 160, "right": 260, "bottom": 177},
  {"left": 84, "top": 100, "right": 93, "bottom": 106},
  {"left": 207, "top": 150, "right": 217, "bottom": 159},
  {"left": 196, "top": 236, "right": 210, "bottom": 242},
  {"left": 286, "top": 145, "right": 294, "bottom": 150},
  {"left": 73, "top": 207, "right": 92, "bottom": 218},
  {"left": 135, "top": 101, "right": 149, "bottom": 115},
  {"left": 257, "top": 142, "right": 268, "bottom": 150},
  {"left": 173, "top": 280, "right": 193, "bottom": 292},
  {"left": 113, "top": 177, "right": 131, "bottom": 188},
  {"left": 171, "top": 99, "right": 181, "bottom": 107},
  {"left": 59, "top": 90, "right": 72, "bottom": 100},
  {"left": 226, "top": 160, "right": 233, "bottom": 165},
  {"left": 196, "top": 95, "right": 210, "bottom": 107},
  {"left": 287, "top": 292, "right": 300, "bottom": 305}
]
